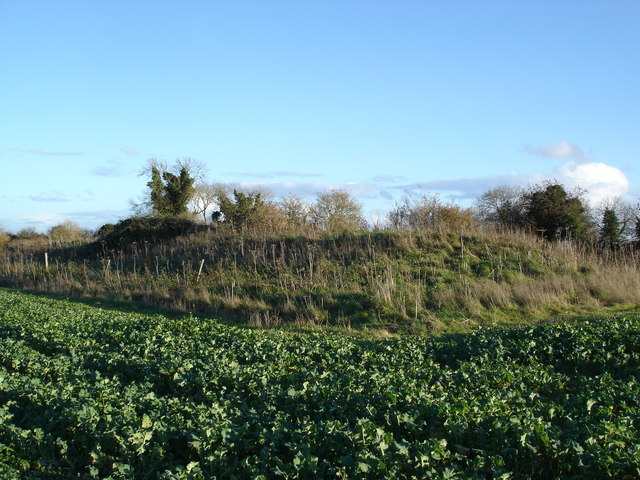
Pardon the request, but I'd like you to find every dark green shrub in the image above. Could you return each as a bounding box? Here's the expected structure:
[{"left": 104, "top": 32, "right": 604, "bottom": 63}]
[{"left": 99, "top": 216, "right": 204, "bottom": 250}]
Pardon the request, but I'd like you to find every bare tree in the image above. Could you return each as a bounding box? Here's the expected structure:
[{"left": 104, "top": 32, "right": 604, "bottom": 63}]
[
  {"left": 310, "top": 190, "right": 367, "bottom": 233},
  {"left": 0, "top": 227, "right": 10, "bottom": 252},
  {"left": 279, "top": 194, "right": 310, "bottom": 230},
  {"left": 388, "top": 192, "right": 475, "bottom": 232},
  {"left": 48, "top": 220, "right": 88, "bottom": 247},
  {"left": 191, "top": 182, "right": 227, "bottom": 223},
  {"left": 635, "top": 203, "right": 640, "bottom": 242},
  {"left": 592, "top": 197, "right": 636, "bottom": 242},
  {"left": 475, "top": 185, "right": 527, "bottom": 227}
]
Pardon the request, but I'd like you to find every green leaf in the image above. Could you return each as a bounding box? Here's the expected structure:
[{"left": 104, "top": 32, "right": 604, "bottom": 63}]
[{"left": 141, "top": 414, "right": 152, "bottom": 429}]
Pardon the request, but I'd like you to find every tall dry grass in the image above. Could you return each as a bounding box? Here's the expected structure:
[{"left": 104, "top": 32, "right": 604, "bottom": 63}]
[{"left": 1, "top": 227, "right": 638, "bottom": 330}]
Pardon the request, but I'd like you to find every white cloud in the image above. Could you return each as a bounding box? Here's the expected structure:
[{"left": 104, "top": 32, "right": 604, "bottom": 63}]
[
  {"left": 521, "top": 140, "right": 631, "bottom": 204},
  {"left": 404, "top": 162, "right": 630, "bottom": 206},
  {"left": 554, "top": 161, "right": 630, "bottom": 205},
  {"left": 523, "top": 140, "right": 587, "bottom": 162},
  {"left": 387, "top": 142, "right": 631, "bottom": 207}
]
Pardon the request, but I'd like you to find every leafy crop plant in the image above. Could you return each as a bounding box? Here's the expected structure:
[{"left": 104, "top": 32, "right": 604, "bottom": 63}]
[{"left": 0, "top": 288, "right": 639, "bottom": 478}]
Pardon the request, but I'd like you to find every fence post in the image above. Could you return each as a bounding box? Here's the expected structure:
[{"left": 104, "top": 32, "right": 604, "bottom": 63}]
[
  {"left": 197, "top": 259, "right": 205, "bottom": 282},
  {"left": 44, "top": 252, "right": 49, "bottom": 271}
]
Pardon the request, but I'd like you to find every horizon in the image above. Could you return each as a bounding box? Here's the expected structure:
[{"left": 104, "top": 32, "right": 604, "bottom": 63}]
[{"left": 1, "top": 0, "right": 639, "bottom": 233}]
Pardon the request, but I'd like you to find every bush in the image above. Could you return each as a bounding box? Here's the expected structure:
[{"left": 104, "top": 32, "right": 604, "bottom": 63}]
[
  {"left": 96, "top": 223, "right": 116, "bottom": 238},
  {"left": 99, "top": 216, "right": 204, "bottom": 250},
  {"left": 0, "top": 228, "right": 9, "bottom": 252},
  {"left": 388, "top": 193, "right": 477, "bottom": 232},
  {"left": 48, "top": 220, "right": 88, "bottom": 247}
]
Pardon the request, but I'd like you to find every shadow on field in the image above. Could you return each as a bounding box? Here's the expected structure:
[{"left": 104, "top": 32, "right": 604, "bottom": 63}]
[
  {"left": 2, "top": 286, "right": 242, "bottom": 327},
  {"left": 1, "top": 287, "right": 423, "bottom": 340}
]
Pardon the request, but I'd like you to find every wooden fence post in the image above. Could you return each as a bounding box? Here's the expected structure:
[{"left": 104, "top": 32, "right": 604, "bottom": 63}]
[{"left": 197, "top": 259, "right": 205, "bottom": 282}]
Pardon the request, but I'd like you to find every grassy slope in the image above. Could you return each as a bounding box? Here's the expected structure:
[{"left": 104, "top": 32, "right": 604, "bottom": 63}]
[{"left": 1, "top": 229, "right": 639, "bottom": 334}]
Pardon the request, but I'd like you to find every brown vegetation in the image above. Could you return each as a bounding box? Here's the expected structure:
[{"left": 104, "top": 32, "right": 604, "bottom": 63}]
[{"left": 1, "top": 223, "right": 638, "bottom": 333}]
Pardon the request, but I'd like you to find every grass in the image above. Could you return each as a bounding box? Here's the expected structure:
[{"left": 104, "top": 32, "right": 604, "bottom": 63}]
[{"left": 1, "top": 227, "right": 639, "bottom": 334}]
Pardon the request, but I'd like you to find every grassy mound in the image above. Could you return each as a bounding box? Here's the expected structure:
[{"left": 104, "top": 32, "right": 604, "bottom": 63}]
[{"left": 1, "top": 229, "right": 639, "bottom": 332}]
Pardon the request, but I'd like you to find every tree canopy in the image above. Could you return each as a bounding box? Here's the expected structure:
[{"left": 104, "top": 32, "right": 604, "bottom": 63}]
[
  {"left": 310, "top": 190, "right": 367, "bottom": 233},
  {"left": 525, "top": 183, "right": 591, "bottom": 241},
  {"left": 599, "top": 208, "right": 621, "bottom": 247},
  {"left": 142, "top": 160, "right": 197, "bottom": 216},
  {"left": 214, "top": 189, "right": 265, "bottom": 232},
  {"left": 475, "top": 186, "right": 527, "bottom": 228}
]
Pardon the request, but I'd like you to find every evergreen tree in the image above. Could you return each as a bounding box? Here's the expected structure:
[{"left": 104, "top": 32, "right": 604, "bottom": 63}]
[
  {"left": 144, "top": 162, "right": 196, "bottom": 216},
  {"left": 215, "top": 190, "right": 264, "bottom": 232},
  {"left": 599, "top": 208, "right": 621, "bottom": 246},
  {"left": 162, "top": 167, "right": 195, "bottom": 215},
  {"left": 525, "top": 183, "right": 591, "bottom": 241},
  {"left": 147, "top": 166, "right": 168, "bottom": 215}
]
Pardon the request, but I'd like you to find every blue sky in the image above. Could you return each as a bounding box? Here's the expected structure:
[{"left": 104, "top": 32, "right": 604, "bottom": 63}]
[{"left": 1, "top": 0, "right": 639, "bottom": 232}]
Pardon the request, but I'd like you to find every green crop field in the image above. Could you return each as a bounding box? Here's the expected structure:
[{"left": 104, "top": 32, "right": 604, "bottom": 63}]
[{"left": 0, "top": 288, "right": 639, "bottom": 479}]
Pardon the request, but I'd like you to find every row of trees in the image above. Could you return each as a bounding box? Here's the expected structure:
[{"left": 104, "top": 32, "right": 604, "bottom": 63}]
[
  {"left": 137, "top": 159, "right": 368, "bottom": 235},
  {"left": 3, "top": 160, "right": 638, "bottom": 252},
  {"left": 0, "top": 221, "right": 91, "bottom": 253},
  {"left": 476, "top": 183, "right": 639, "bottom": 245},
  {"left": 135, "top": 159, "right": 640, "bottom": 245}
]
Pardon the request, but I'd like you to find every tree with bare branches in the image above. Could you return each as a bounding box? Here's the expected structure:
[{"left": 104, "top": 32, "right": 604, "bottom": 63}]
[
  {"left": 136, "top": 158, "right": 206, "bottom": 216},
  {"left": 310, "top": 190, "right": 367, "bottom": 233}
]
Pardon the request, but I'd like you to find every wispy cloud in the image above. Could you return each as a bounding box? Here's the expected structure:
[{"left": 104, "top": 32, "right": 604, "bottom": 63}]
[
  {"left": 62, "top": 209, "right": 128, "bottom": 228},
  {"left": 387, "top": 143, "right": 630, "bottom": 206},
  {"left": 21, "top": 190, "right": 95, "bottom": 204},
  {"left": 380, "top": 190, "right": 394, "bottom": 201},
  {"left": 7, "top": 209, "right": 126, "bottom": 233},
  {"left": 90, "top": 159, "right": 128, "bottom": 177},
  {"left": 8, "top": 148, "right": 83, "bottom": 156},
  {"left": 230, "top": 180, "right": 381, "bottom": 199},
  {"left": 121, "top": 147, "right": 141, "bottom": 156},
  {"left": 13, "top": 212, "right": 66, "bottom": 230},
  {"left": 372, "top": 174, "right": 408, "bottom": 183},
  {"left": 391, "top": 173, "right": 537, "bottom": 200},
  {"left": 0, "top": 195, "right": 18, "bottom": 204},
  {"left": 523, "top": 140, "right": 587, "bottom": 163},
  {"left": 226, "top": 171, "right": 323, "bottom": 179},
  {"left": 28, "top": 192, "right": 72, "bottom": 203}
]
